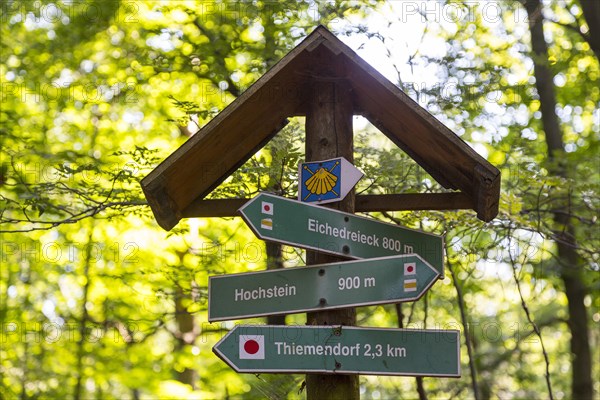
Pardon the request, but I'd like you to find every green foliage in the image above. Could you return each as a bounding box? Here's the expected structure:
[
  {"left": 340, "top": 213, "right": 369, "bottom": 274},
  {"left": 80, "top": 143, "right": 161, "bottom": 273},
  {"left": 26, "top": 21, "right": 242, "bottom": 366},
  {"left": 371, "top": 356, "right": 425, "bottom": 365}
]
[{"left": 1, "top": 1, "right": 598, "bottom": 399}]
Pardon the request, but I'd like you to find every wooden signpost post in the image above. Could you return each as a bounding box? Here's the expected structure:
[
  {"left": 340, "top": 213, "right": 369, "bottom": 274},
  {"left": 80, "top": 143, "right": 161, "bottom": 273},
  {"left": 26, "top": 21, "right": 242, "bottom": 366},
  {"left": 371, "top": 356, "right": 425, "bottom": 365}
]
[
  {"left": 142, "top": 25, "right": 501, "bottom": 400},
  {"left": 303, "top": 78, "right": 359, "bottom": 398}
]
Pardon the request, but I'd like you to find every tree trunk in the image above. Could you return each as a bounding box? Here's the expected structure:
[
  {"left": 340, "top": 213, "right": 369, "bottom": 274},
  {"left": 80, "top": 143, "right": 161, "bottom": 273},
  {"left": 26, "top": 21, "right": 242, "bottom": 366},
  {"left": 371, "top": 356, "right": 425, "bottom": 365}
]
[
  {"left": 579, "top": 0, "right": 600, "bottom": 60},
  {"left": 74, "top": 229, "right": 95, "bottom": 400},
  {"left": 173, "top": 251, "right": 199, "bottom": 389},
  {"left": 305, "top": 78, "right": 359, "bottom": 400},
  {"left": 174, "top": 284, "right": 198, "bottom": 389},
  {"left": 524, "top": 1, "right": 592, "bottom": 399},
  {"left": 395, "top": 303, "right": 428, "bottom": 400}
]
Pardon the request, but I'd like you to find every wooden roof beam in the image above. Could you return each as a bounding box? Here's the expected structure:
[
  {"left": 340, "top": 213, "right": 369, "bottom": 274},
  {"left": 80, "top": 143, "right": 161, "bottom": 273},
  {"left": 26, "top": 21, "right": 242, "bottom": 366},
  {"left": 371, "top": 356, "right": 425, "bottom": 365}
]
[
  {"left": 183, "top": 192, "right": 474, "bottom": 218},
  {"left": 142, "top": 26, "right": 501, "bottom": 230}
]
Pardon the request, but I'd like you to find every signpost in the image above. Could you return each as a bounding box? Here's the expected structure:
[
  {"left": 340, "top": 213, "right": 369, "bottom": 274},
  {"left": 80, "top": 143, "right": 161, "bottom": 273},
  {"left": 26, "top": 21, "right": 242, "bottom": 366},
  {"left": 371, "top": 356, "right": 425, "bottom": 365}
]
[
  {"left": 213, "top": 325, "right": 461, "bottom": 377},
  {"left": 137, "top": 26, "right": 508, "bottom": 396},
  {"left": 209, "top": 254, "right": 439, "bottom": 321},
  {"left": 239, "top": 192, "right": 445, "bottom": 276},
  {"left": 299, "top": 157, "right": 364, "bottom": 204}
]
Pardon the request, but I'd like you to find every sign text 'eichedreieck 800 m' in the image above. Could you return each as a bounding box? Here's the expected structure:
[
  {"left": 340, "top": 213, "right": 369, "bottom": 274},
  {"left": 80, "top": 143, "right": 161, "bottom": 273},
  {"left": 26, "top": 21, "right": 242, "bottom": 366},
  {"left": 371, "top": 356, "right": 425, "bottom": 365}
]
[{"left": 239, "top": 192, "right": 445, "bottom": 276}]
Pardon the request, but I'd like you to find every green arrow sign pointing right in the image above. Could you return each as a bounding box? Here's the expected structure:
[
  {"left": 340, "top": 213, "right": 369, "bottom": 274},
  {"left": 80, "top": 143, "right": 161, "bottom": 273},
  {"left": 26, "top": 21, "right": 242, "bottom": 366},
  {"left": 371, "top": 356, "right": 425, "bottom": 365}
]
[{"left": 209, "top": 254, "right": 439, "bottom": 321}]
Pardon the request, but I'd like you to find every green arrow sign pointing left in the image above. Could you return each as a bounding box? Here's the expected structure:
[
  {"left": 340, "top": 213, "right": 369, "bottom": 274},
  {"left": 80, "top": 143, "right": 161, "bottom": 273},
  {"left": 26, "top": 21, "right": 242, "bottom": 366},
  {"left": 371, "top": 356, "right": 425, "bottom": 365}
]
[
  {"left": 213, "top": 325, "right": 461, "bottom": 377},
  {"left": 209, "top": 254, "right": 439, "bottom": 322},
  {"left": 239, "top": 193, "right": 444, "bottom": 276}
]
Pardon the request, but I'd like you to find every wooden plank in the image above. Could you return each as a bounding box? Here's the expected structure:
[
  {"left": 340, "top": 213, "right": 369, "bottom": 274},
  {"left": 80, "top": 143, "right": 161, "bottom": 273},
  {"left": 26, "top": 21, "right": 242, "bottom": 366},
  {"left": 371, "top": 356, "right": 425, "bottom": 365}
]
[
  {"left": 358, "top": 108, "right": 456, "bottom": 190},
  {"left": 195, "top": 118, "right": 290, "bottom": 200},
  {"left": 315, "top": 27, "right": 498, "bottom": 178},
  {"left": 160, "top": 68, "right": 304, "bottom": 209},
  {"left": 141, "top": 29, "right": 325, "bottom": 229},
  {"left": 350, "top": 70, "right": 475, "bottom": 193},
  {"left": 304, "top": 77, "right": 358, "bottom": 399},
  {"left": 298, "top": 36, "right": 477, "bottom": 193},
  {"left": 473, "top": 164, "right": 501, "bottom": 221},
  {"left": 141, "top": 25, "right": 501, "bottom": 231},
  {"left": 309, "top": 27, "right": 500, "bottom": 220},
  {"left": 356, "top": 192, "right": 474, "bottom": 212},
  {"left": 141, "top": 174, "right": 181, "bottom": 231},
  {"left": 144, "top": 101, "right": 293, "bottom": 230},
  {"left": 142, "top": 28, "right": 324, "bottom": 183},
  {"left": 345, "top": 50, "right": 501, "bottom": 219},
  {"left": 183, "top": 193, "right": 475, "bottom": 218}
]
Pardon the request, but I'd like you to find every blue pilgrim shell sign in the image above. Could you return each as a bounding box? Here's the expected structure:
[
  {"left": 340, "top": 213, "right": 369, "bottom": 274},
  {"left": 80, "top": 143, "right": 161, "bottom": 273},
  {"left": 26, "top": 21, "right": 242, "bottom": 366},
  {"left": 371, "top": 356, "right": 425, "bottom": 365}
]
[{"left": 299, "top": 157, "right": 364, "bottom": 204}]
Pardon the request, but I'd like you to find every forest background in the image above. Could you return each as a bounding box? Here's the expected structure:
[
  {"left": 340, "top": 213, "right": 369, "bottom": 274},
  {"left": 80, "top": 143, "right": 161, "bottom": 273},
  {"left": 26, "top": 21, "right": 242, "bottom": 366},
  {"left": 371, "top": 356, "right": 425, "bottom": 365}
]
[{"left": 1, "top": 0, "right": 598, "bottom": 399}]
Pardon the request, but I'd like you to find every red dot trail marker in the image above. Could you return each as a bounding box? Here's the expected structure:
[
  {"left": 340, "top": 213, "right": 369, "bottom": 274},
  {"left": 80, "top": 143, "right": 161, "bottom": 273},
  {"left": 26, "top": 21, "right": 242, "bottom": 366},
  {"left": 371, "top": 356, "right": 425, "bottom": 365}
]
[{"left": 213, "top": 325, "right": 461, "bottom": 377}]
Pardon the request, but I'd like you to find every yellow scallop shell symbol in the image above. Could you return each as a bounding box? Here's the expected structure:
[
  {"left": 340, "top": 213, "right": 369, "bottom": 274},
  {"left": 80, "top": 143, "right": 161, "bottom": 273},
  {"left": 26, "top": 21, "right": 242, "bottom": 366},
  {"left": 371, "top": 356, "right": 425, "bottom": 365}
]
[{"left": 305, "top": 167, "right": 338, "bottom": 195}]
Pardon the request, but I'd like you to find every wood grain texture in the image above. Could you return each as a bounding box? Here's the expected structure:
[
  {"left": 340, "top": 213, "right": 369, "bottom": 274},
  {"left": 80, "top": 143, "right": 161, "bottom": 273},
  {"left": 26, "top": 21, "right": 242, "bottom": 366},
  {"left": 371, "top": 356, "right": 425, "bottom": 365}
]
[
  {"left": 182, "top": 193, "right": 474, "bottom": 218},
  {"left": 142, "top": 25, "right": 500, "bottom": 230},
  {"left": 304, "top": 78, "right": 359, "bottom": 400}
]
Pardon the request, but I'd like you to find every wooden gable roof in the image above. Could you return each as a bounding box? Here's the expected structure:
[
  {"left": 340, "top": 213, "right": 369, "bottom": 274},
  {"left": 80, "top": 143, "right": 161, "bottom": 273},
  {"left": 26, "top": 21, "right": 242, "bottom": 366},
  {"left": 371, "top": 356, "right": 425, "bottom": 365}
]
[{"left": 141, "top": 25, "right": 500, "bottom": 231}]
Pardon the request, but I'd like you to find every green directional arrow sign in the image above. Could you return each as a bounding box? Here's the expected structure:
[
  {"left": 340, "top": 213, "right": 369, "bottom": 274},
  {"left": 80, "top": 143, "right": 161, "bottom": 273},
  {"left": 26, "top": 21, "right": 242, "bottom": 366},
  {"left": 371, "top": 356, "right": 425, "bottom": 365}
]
[
  {"left": 213, "top": 325, "right": 460, "bottom": 377},
  {"left": 209, "top": 254, "right": 439, "bottom": 322},
  {"left": 239, "top": 193, "right": 444, "bottom": 275}
]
